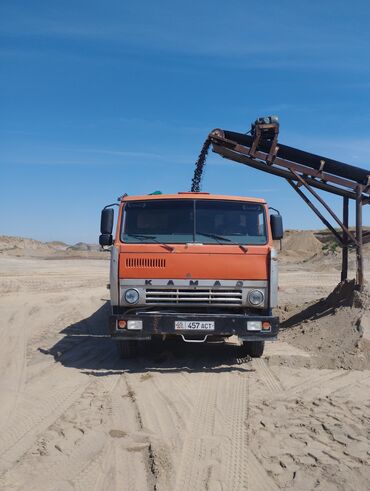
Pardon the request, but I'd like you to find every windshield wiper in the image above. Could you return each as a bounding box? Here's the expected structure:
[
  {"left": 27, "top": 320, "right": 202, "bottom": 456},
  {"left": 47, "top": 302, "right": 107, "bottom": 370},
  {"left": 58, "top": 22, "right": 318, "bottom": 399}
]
[
  {"left": 125, "top": 234, "right": 175, "bottom": 252},
  {"left": 196, "top": 232, "right": 248, "bottom": 253}
]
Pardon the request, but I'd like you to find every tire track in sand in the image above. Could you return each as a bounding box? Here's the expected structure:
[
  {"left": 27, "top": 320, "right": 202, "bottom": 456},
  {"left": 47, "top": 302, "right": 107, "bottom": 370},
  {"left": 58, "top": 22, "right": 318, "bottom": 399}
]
[
  {"left": 0, "top": 373, "right": 90, "bottom": 474},
  {"left": 129, "top": 370, "right": 195, "bottom": 490},
  {"left": 0, "top": 333, "right": 114, "bottom": 476},
  {"left": 0, "top": 304, "right": 27, "bottom": 434},
  {"left": 174, "top": 371, "right": 278, "bottom": 491},
  {"left": 253, "top": 358, "right": 284, "bottom": 394},
  {"left": 97, "top": 375, "right": 152, "bottom": 491},
  {"left": 0, "top": 375, "right": 118, "bottom": 490}
]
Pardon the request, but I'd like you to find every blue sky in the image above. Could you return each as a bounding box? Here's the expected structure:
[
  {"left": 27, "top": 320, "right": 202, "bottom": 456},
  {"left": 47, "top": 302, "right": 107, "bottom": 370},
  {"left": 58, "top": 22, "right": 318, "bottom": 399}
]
[{"left": 1, "top": 0, "right": 370, "bottom": 243}]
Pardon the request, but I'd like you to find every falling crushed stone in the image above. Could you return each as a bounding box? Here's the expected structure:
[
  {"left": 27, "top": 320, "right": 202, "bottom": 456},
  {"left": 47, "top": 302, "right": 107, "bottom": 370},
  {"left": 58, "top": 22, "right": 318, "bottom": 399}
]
[{"left": 191, "top": 137, "right": 211, "bottom": 192}]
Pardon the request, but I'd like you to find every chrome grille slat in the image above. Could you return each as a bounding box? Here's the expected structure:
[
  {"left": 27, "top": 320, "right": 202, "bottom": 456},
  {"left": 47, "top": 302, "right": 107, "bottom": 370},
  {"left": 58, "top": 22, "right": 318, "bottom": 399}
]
[
  {"left": 146, "top": 290, "right": 242, "bottom": 297},
  {"left": 145, "top": 288, "right": 243, "bottom": 305}
]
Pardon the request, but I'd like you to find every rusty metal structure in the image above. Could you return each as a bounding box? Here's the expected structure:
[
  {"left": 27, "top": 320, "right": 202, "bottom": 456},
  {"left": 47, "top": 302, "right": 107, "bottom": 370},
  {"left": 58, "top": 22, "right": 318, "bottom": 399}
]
[{"left": 195, "top": 116, "right": 370, "bottom": 289}]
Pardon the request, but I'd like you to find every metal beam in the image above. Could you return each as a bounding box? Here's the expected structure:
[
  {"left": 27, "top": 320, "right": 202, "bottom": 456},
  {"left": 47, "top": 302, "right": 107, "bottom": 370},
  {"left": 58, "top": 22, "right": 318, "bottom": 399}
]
[
  {"left": 211, "top": 134, "right": 368, "bottom": 193},
  {"left": 287, "top": 180, "right": 345, "bottom": 246},
  {"left": 356, "top": 185, "right": 364, "bottom": 289},
  {"left": 341, "top": 196, "right": 349, "bottom": 282},
  {"left": 212, "top": 144, "right": 357, "bottom": 200},
  {"left": 290, "top": 169, "right": 358, "bottom": 246}
]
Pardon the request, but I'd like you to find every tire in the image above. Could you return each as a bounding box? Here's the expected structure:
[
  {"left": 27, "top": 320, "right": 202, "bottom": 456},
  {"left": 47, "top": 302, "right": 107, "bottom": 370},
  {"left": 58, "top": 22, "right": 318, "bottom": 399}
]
[
  {"left": 241, "top": 341, "right": 265, "bottom": 358},
  {"left": 117, "top": 340, "right": 139, "bottom": 359}
]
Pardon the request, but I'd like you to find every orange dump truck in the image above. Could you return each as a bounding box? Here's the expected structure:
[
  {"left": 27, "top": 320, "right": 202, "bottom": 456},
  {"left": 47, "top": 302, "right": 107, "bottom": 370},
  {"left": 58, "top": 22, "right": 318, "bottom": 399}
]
[{"left": 99, "top": 192, "right": 283, "bottom": 358}]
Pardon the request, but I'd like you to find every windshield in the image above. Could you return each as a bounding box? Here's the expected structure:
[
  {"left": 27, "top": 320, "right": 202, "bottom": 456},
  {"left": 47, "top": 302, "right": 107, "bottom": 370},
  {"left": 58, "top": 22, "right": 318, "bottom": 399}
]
[{"left": 121, "top": 199, "right": 267, "bottom": 245}]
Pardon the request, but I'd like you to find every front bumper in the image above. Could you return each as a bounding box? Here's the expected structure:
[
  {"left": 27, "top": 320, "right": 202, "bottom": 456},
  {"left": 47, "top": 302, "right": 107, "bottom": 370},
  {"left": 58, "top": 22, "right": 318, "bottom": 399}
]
[{"left": 109, "top": 311, "right": 279, "bottom": 341}]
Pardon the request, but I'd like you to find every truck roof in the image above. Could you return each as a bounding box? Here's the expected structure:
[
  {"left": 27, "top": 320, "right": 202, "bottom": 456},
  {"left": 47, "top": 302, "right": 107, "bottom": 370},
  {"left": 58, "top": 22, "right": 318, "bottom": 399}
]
[{"left": 121, "top": 192, "right": 266, "bottom": 204}]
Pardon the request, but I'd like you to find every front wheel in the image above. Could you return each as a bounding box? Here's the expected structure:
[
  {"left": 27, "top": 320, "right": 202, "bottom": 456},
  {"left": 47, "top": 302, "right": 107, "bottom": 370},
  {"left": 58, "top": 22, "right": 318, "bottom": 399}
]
[
  {"left": 117, "top": 340, "right": 139, "bottom": 359},
  {"left": 241, "top": 340, "right": 265, "bottom": 358}
]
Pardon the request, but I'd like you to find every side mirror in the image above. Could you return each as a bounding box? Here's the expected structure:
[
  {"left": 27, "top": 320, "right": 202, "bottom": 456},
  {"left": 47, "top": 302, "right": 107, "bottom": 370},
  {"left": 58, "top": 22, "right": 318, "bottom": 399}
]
[
  {"left": 270, "top": 214, "right": 283, "bottom": 240},
  {"left": 101, "top": 208, "right": 114, "bottom": 234},
  {"left": 99, "top": 208, "right": 114, "bottom": 247},
  {"left": 99, "top": 233, "right": 113, "bottom": 247}
]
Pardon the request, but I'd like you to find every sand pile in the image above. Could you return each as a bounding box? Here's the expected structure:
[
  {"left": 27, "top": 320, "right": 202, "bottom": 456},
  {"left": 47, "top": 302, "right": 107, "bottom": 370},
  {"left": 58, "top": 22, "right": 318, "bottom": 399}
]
[
  {"left": 279, "top": 280, "right": 370, "bottom": 369},
  {"left": 0, "top": 236, "right": 55, "bottom": 256},
  {"left": 47, "top": 240, "right": 69, "bottom": 250},
  {"left": 67, "top": 242, "right": 100, "bottom": 252},
  {"left": 278, "top": 229, "right": 370, "bottom": 274},
  {"left": 278, "top": 230, "right": 324, "bottom": 262},
  {"left": 0, "top": 236, "right": 103, "bottom": 259}
]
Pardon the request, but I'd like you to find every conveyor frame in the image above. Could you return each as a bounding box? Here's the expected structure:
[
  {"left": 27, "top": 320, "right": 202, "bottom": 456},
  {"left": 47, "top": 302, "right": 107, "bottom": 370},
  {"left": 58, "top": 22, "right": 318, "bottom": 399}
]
[{"left": 207, "top": 123, "right": 370, "bottom": 289}]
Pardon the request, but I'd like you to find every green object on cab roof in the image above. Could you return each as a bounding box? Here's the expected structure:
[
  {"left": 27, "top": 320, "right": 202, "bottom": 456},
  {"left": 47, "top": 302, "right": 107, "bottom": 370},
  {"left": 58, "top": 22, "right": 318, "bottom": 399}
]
[{"left": 149, "top": 190, "right": 162, "bottom": 195}]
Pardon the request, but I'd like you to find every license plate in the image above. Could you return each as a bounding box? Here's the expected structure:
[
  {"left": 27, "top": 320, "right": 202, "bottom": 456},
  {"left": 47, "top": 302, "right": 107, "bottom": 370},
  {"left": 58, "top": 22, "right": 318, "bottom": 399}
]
[{"left": 175, "top": 321, "right": 215, "bottom": 331}]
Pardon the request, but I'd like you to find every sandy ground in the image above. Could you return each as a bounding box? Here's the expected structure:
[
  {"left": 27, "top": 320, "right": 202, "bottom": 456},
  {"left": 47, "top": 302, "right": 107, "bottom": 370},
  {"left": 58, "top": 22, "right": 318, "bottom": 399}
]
[{"left": 0, "top": 255, "right": 369, "bottom": 490}]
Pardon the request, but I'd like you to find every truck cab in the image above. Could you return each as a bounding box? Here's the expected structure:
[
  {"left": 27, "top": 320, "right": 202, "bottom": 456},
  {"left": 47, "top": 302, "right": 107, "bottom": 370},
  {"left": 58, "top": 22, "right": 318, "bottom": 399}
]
[{"left": 99, "top": 192, "right": 283, "bottom": 358}]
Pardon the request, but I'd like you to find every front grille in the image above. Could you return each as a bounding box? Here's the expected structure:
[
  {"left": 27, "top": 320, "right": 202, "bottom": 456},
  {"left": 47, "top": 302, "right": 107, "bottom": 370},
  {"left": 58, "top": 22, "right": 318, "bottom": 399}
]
[
  {"left": 125, "top": 257, "right": 166, "bottom": 268},
  {"left": 145, "top": 288, "right": 242, "bottom": 306}
]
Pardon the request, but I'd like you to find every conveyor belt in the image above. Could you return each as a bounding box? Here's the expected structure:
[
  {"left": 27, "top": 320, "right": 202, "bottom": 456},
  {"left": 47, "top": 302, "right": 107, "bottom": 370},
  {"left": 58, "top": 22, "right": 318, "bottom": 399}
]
[{"left": 223, "top": 130, "right": 369, "bottom": 185}]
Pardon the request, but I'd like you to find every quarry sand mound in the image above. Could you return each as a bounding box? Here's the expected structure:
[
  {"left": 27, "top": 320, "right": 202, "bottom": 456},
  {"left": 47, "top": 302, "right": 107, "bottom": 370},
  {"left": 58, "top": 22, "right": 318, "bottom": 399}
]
[
  {"left": 0, "top": 235, "right": 52, "bottom": 254},
  {"left": 0, "top": 235, "right": 103, "bottom": 259},
  {"left": 278, "top": 230, "right": 370, "bottom": 275},
  {"left": 279, "top": 280, "right": 370, "bottom": 369},
  {"left": 279, "top": 230, "right": 324, "bottom": 262},
  {"left": 67, "top": 242, "right": 100, "bottom": 252}
]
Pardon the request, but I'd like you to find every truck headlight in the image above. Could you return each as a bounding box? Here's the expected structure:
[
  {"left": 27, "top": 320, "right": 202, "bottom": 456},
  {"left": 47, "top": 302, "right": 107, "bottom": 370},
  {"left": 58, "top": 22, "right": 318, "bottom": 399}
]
[
  {"left": 127, "top": 320, "right": 143, "bottom": 330},
  {"left": 247, "top": 321, "right": 262, "bottom": 331},
  {"left": 124, "top": 288, "right": 140, "bottom": 304},
  {"left": 248, "top": 289, "right": 264, "bottom": 306}
]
